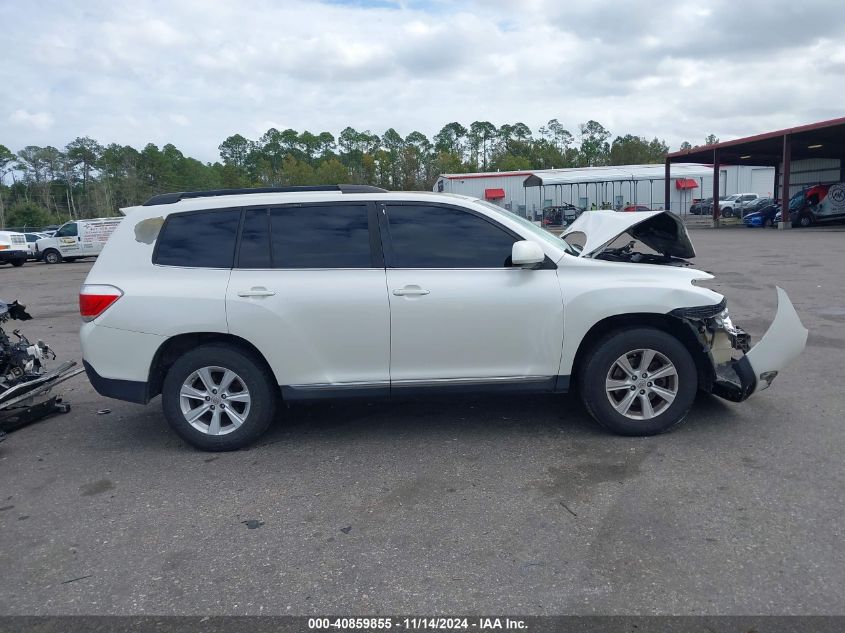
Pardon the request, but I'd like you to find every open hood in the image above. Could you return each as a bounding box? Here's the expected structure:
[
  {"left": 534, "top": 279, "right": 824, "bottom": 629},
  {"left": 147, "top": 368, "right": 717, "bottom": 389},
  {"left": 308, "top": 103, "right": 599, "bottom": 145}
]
[{"left": 562, "top": 210, "right": 696, "bottom": 259}]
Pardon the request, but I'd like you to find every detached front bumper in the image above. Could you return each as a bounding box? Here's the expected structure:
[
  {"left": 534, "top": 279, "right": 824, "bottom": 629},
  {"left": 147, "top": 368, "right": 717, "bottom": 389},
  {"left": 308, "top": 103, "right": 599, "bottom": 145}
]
[{"left": 709, "top": 287, "right": 807, "bottom": 402}]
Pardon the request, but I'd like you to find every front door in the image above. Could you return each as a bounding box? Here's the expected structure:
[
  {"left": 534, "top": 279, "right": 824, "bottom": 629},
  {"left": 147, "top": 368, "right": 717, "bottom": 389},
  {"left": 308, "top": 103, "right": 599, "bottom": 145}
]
[
  {"left": 54, "top": 222, "right": 80, "bottom": 256},
  {"left": 381, "top": 202, "right": 564, "bottom": 388},
  {"left": 226, "top": 202, "right": 390, "bottom": 397}
]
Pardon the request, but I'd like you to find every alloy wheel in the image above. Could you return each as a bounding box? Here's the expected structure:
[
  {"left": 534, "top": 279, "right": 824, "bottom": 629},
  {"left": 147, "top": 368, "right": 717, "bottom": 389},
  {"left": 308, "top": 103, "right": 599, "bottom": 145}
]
[
  {"left": 605, "top": 348, "right": 678, "bottom": 420},
  {"left": 179, "top": 365, "right": 252, "bottom": 435}
]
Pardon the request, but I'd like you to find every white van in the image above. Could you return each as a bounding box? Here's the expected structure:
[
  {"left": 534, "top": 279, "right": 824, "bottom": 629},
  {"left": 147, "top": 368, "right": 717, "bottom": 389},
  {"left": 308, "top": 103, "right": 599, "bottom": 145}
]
[
  {"left": 35, "top": 218, "right": 122, "bottom": 264},
  {"left": 0, "top": 231, "right": 29, "bottom": 267}
]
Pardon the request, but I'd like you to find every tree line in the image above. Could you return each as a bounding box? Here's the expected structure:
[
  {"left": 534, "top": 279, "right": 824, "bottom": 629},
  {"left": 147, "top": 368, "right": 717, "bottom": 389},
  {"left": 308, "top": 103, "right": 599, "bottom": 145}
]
[{"left": 0, "top": 120, "right": 717, "bottom": 229}]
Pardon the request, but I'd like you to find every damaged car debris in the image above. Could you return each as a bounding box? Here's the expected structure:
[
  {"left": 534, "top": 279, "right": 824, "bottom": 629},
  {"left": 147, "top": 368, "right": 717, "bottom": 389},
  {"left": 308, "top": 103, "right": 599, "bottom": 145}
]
[{"left": 1, "top": 300, "right": 83, "bottom": 435}]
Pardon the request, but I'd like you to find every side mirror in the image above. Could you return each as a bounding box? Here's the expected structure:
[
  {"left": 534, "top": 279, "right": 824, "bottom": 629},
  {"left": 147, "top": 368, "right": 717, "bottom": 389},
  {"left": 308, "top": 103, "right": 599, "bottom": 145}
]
[{"left": 512, "top": 240, "right": 545, "bottom": 267}]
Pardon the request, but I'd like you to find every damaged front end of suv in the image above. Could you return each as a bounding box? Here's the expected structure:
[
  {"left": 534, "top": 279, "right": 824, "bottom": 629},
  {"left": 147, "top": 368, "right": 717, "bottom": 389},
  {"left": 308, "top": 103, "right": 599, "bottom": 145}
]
[
  {"left": 563, "top": 210, "right": 808, "bottom": 403},
  {"left": 672, "top": 286, "right": 807, "bottom": 402},
  {"left": 1, "top": 300, "right": 84, "bottom": 439}
]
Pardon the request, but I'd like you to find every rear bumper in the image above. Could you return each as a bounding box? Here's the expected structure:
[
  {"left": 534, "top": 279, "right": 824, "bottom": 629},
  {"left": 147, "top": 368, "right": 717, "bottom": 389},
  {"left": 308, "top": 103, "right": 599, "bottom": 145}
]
[
  {"left": 0, "top": 250, "right": 27, "bottom": 262},
  {"left": 80, "top": 322, "right": 165, "bottom": 404},
  {"left": 83, "top": 360, "right": 149, "bottom": 404}
]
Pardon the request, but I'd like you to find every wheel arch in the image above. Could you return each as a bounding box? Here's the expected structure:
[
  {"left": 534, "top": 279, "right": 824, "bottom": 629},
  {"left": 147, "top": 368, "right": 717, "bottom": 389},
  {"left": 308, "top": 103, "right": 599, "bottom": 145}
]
[
  {"left": 147, "top": 332, "right": 277, "bottom": 401},
  {"left": 570, "top": 313, "right": 714, "bottom": 393}
]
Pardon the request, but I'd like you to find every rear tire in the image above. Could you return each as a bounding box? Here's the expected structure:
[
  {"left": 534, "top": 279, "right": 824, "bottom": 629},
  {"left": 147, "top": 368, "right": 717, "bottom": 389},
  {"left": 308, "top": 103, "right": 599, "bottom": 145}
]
[
  {"left": 43, "top": 249, "right": 62, "bottom": 264},
  {"left": 11, "top": 259, "right": 25, "bottom": 267},
  {"left": 161, "top": 344, "right": 277, "bottom": 451},
  {"left": 578, "top": 328, "right": 698, "bottom": 436}
]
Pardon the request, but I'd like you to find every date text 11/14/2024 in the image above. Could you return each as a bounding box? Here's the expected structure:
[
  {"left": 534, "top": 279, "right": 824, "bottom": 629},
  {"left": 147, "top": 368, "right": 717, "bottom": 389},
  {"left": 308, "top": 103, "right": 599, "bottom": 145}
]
[{"left": 307, "top": 617, "right": 528, "bottom": 630}]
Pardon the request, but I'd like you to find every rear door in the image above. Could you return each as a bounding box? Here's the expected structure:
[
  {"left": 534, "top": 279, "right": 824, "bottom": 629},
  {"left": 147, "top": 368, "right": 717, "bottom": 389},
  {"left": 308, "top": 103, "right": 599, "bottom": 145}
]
[
  {"left": 381, "top": 202, "right": 563, "bottom": 388},
  {"left": 226, "top": 202, "right": 390, "bottom": 396}
]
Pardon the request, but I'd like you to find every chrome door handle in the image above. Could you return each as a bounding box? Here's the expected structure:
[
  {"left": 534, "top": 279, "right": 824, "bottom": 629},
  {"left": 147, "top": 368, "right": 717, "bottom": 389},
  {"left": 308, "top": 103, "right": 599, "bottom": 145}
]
[
  {"left": 393, "top": 286, "right": 430, "bottom": 296},
  {"left": 237, "top": 287, "right": 276, "bottom": 297}
]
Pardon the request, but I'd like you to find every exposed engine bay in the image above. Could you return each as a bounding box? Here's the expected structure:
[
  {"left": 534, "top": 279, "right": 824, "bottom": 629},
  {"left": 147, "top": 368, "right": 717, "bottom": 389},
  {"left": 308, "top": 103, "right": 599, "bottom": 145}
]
[
  {"left": 0, "top": 300, "right": 83, "bottom": 441},
  {"left": 669, "top": 299, "right": 756, "bottom": 402},
  {"left": 595, "top": 240, "right": 693, "bottom": 267}
]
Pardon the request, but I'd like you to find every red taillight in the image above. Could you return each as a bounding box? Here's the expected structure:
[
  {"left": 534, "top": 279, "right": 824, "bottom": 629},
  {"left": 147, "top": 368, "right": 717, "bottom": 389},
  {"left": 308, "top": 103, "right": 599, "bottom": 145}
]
[{"left": 80, "top": 284, "right": 123, "bottom": 322}]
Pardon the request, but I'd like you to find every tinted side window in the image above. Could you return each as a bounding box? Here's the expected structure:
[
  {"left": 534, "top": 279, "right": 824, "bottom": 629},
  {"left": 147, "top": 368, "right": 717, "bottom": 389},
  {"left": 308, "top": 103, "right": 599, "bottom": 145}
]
[
  {"left": 269, "top": 204, "right": 372, "bottom": 268},
  {"left": 386, "top": 204, "right": 516, "bottom": 268},
  {"left": 238, "top": 208, "right": 271, "bottom": 268},
  {"left": 155, "top": 209, "right": 240, "bottom": 268}
]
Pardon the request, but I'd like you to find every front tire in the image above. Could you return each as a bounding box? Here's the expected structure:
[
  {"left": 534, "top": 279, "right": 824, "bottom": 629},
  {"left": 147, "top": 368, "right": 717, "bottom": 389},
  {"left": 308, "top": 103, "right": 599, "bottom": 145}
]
[
  {"left": 162, "top": 344, "right": 277, "bottom": 451},
  {"left": 578, "top": 328, "right": 698, "bottom": 436},
  {"left": 11, "top": 259, "right": 25, "bottom": 267},
  {"left": 43, "top": 249, "right": 62, "bottom": 264},
  {"left": 799, "top": 214, "right": 813, "bottom": 227}
]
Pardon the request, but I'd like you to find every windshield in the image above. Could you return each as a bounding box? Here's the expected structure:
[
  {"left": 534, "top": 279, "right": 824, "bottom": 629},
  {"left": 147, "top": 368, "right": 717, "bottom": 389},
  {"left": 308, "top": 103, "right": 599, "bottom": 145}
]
[
  {"left": 472, "top": 199, "right": 578, "bottom": 256},
  {"left": 789, "top": 190, "right": 805, "bottom": 211}
]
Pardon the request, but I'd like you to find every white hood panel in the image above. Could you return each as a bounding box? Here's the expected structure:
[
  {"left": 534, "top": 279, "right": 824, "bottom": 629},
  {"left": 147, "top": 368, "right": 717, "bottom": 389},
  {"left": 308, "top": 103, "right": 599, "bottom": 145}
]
[{"left": 562, "top": 210, "right": 696, "bottom": 259}]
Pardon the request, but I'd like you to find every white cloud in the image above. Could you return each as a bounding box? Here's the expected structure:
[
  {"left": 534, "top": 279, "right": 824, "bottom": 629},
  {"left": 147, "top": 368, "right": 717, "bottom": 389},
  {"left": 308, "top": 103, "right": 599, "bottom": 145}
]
[
  {"left": 1, "top": 0, "right": 844, "bottom": 160},
  {"left": 9, "top": 109, "right": 55, "bottom": 131},
  {"left": 169, "top": 114, "right": 190, "bottom": 126}
]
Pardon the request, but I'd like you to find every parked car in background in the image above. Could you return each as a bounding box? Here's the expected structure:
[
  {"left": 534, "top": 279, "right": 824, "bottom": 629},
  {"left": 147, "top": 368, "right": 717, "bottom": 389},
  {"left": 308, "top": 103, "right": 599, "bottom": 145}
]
[
  {"left": 23, "top": 232, "right": 50, "bottom": 259},
  {"left": 785, "top": 183, "right": 845, "bottom": 227},
  {"left": 622, "top": 205, "right": 652, "bottom": 212},
  {"left": 739, "top": 196, "right": 775, "bottom": 219},
  {"left": 0, "top": 231, "right": 29, "bottom": 267},
  {"left": 719, "top": 193, "right": 761, "bottom": 218},
  {"left": 542, "top": 204, "right": 581, "bottom": 227},
  {"left": 35, "top": 217, "right": 123, "bottom": 264},
  {"left": 743, "top": 199, "right": 780, "bottom": 227},
  {"left": 689, "top": 198, "right": 712, "bottom": 215}
]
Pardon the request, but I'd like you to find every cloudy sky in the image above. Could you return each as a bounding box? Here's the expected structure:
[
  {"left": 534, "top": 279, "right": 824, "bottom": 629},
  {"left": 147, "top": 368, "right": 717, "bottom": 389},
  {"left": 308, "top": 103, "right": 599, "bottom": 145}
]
[{"left": 4, "top": 0, "right": 844, "bottom": 162}]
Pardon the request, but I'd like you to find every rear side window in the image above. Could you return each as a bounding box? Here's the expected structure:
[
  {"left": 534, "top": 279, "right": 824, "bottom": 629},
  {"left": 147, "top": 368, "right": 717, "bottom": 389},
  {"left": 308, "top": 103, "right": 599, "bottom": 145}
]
[
  {"left": 155, "top": 209, "right": 240, "bottom": 268},
  {"left": 268, "top": 204, "right": 372, "bottom": 268}
]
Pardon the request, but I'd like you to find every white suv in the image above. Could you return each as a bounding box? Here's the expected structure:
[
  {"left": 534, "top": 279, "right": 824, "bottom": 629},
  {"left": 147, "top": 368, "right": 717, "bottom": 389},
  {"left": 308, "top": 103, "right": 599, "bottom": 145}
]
[
  {"left": 720, "top": 193, "right": 760, "bottom": 217},
  {"left": 80, "top": 186, "right": 807, "bottom": 451}
]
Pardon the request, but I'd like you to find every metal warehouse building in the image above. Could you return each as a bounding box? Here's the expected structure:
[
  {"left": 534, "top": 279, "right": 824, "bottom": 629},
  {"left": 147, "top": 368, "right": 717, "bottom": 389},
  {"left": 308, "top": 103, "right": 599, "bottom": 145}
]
[
  {"left": 667, "top": 116, "right": 845, "bottom": 227},
  {"left": 434, "top": 164, "right": 774, "bottom": 219}
]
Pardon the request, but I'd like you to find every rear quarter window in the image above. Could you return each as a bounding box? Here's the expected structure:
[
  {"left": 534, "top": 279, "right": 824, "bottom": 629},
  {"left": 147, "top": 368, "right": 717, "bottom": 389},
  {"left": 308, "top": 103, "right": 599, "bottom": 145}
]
[{"left": 154, "top": 209, "right": 240, "bottom": 268}]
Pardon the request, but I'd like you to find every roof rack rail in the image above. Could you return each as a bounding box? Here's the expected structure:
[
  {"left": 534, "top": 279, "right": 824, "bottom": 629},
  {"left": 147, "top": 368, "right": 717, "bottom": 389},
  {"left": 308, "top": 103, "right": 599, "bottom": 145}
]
[{"left": 141, "top": 184, "right": 389, "bottom": 206}]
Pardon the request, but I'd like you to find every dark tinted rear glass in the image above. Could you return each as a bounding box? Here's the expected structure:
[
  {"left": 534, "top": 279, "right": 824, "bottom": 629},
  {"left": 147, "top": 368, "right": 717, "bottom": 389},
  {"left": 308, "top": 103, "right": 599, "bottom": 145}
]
[
  {"left": 269, "top": 204, "right": 372, "bottom": 268},
  {"left": 155, "top": 209, "right": 240, "bottom": 268}
]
